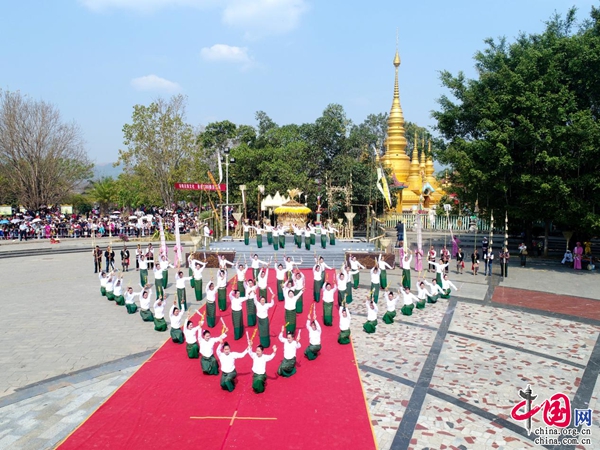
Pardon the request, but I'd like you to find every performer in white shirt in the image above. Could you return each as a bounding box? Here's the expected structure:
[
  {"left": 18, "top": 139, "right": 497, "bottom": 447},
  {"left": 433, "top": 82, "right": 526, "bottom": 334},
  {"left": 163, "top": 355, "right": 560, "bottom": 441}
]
[
  {"left": 336, "top": 267, "right": 349, "bottom": 306},
  {"left": 139, "top": 287, "right": 154, "bottom": 322},
  {"left": 284, "top": 288, "right": 304, "bottom": 334},
  {"left": 244, "top": 278, "right": 258, "bottom": 327},
  {"left": 400, "top": 286, "right": 418, "bottom": 316},
  {"left": 292, "top": 224, "right": 303, "bottom": 249},
  {"left": 277, "top": 327, "right": 301, "bottom": 378},
  {"left": 328, "top": 224, "right": 338, "bottom": 245},
  {"left": 255, "top": 289, "right": 275, "bottom": 347},
  {"left": 169, "top": 302, "right": 185, "bottom": 344},
  {"left": 174, "top": 271, "right": 192, "bottom": 311},
  {"left": 236, "top": 261, "right": 248, "bottom": 296},
  {"left": 304, "top": 309, "right": 322, "bottom": 361},
  {"left": 189, "top": 257, "right": 207, "bottom": 301},
  {"left": 377, "top": 253, "right": 394, "bottom": 289},
  {"left": 320, "top": 226, "right": 328, "bottom": 249},
  {"left": 349, "top": 255, "right": 365, "bottom": 289},
  {"left": 98, "top": 271, "right": 108, "bottom": 297},
  {"left": 424, "top": 278, "right": 444, "bottom": 304},
  {"left": 113, "top": 277, "right": 125, "bottom": 306},
  {"left": 159, "top": 254, "right": 174, "bottom": 289},
  {"left": 416, "top": 281, "right": 428, "bottom": 309},
  {"left": 312, "top": 263, "right": 324, "bottom": 302},
  {"left": 275, "top": 263, "right": 286, "bottom": 301},
  {"left": 321, "top": 281, "right": 338, "bottom": 326},
  {"left": 124, "top": 286, "right": 144, "bottom": 314},
  {"left": 293, "top": 271, "right": 305, "bottom": 313},
  {"left": 382, "top": 290, "right": 399, "bottom": 324},
  {"left": 216, "top": 342, "right": 248, "bottom": 392},
  {"left": 216, "top": 269, "right": 228, "bottom": 311},
  {"left": 304, "top": 225, "right": 312, "bottom": 251},
  {"left": 430, "top": 261, "right": 449, "bottom": 289},
  {"left": 338, "top": 306, "right": 351, "bottom": 344},
  {"left": 401, "top": 250, "right": 413, "bottom": 289},
  {"left": 242, "top": 221, "right": 253, "bottom": 246},
  {"left": 105, "top": 273, "right": 116, "bottom": 301},
  {"left": 183, "top": 315, "right": 201, "bottom": 358},
  {"left": 370, "top": 265, "right": 381, "bottom": 303},
  {"left": 229, "top": 290, "right": 249, "bottom": 340},
  {"left": 272, "top": 226, "right": 280, "bottom": 251},
  {"left": 153, "top": 298, "right": 167, "bottom": 332},
  {"left": 137, "top": 254, "right": 149, "bottom": 288},
  {"left": 218, "top": 254, "right": 234, "bottom": 274},
  {"left": 248, "top": 344, "right": 277, "bottom": 394},
  {"left": 251, "top": 254, "right": 268, "bottom": 281},
  {"left": 205, "top": 281, "right": 217, "bottom": 328},
  {"left": 363, "top": 299, "right": 378, "bottom": 333},
  {"left": 284, "top": 256, "right": 302, "bottom": 279},
  {"left": 265, "top": 223, "right": 274, "bottom": 246},
  {"left": 200, "top": 328, "right": 226, "bottom": 375},
  {"left": 441, "top": 274, "right": 459, "bottom": 299}
]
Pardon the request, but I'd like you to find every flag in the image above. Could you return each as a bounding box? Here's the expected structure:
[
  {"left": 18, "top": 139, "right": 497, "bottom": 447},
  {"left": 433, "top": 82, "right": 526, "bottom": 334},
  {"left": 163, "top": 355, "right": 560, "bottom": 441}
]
[
  {"left": 217, "top": 151, "right": 223, "bottom": 184},
  {"left": 489, "top": 210, "right": 494, "bottom": 247},
  {"left": 376, "top": 168, "right": 392, "bottom": 209},
  {"left": 158, "top": 218, "right": 167, "bottom": 259},
  {"left": 174, "top": 214, "right": 182, "bottom": 266},
  {"left": 504, "top": 211, "right": 508, "bottom": 248}
]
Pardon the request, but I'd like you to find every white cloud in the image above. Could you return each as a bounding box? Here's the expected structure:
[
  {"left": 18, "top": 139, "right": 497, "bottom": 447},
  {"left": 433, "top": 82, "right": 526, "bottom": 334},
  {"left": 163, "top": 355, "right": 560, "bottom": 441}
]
[
  {"left": 223, "top": 0, "right": 309, "bottom": 39},
  {"left": 130, "top": 75, "right": 181, "bottom": 92},
  {"left": 200, "top": 44, "right": 252, "bottom": 64},
  {"left": 79, "top": 0, "right": 216, "bottom": 13}
]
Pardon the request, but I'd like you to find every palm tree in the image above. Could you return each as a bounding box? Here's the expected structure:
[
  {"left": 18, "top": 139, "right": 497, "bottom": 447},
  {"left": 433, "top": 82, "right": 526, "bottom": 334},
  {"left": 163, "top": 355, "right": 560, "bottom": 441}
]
[{"left": 86, "top": 177, "right": 118, "bottom": 216}]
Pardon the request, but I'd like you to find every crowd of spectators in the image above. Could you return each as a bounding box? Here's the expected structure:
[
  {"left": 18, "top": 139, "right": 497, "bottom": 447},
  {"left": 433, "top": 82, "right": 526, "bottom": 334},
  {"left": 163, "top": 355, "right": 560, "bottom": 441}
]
[{"left": 0, "top": 205, "right": 207, "bottom": 241}]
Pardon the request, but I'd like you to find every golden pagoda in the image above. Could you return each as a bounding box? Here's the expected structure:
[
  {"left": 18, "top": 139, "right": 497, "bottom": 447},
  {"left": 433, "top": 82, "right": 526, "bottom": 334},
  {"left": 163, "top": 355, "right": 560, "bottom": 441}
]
[
  {"left": 381, "top": 49, "right": 444, "bottom": 211},
  {"left": 381, "top": 49, "right": 410, "bottom": 212}
]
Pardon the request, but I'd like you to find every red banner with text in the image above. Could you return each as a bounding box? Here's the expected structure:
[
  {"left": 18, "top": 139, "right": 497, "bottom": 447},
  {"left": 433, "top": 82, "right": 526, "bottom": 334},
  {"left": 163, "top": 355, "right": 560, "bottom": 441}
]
[{"left": 174, "top": 183, "right": 226, "bottom": 191}]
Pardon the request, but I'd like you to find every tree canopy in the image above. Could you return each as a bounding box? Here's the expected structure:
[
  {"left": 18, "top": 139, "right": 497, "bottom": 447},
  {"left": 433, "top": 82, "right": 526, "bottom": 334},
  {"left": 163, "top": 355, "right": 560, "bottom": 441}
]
[{"left": 432, "top": 7, "right": 600, "bottom": 237}]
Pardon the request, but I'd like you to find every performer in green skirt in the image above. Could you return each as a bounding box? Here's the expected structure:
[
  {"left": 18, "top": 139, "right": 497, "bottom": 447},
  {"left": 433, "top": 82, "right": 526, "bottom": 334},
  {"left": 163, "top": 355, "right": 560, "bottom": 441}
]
[
  {"left": 349, "top": 255, "right": 365, "bottom": 289},
  {"left": 382, "top": 291, "right": 399, "bottom": 324},
  {"left": 249, "top": 344, "right": 277, "bottom": 393},
  {"left": 284, "top": 289, "right": 303, "bottom": 334},
  {"left": 243, "top": 222, "right": 252, "bottom": 246},
  {"left": 363, "top": 300, "right": 378, "bottom": 333},
  {"left": 152, "top": 298, "right": 168, "bottom": 331},
  {"left": 416, "top": 281, "right": 428, "bottom": 309},
  {"left": 293, "top": 224, "right": 302, "bottom": 249},
  {"left": 138, "top": 254, "right": 149, "bottom": 288},
  {"left": 199, "top": 329, "right": 226, "bottom": 375},
  {"left": 189, "top": 257, "right": 207, "bottom": 301},
  {"left": 266, "top": 224, "right": 273, "bottom": 245},
  {"left": 431, "top": 261, "right": 449, "bottom": 289},
  {"left": 440, "top": 274, "right": 458, "bottom": 299},
  {"left": 251, "top": 254, "right": 268, "bottom": 281},
  {"left": 139, "top": 288, "right": 154, "bottom": 322},
  {"left": 174, "top": 271, "right": 192, "bottom": 311},
  {"left": 255, "top": 290, "right": 275, "bottom": 347},
  {"left": 279, "top": 231, "right": 286, "bottom": 249},
  {"left": 272, "top": 227, "right": 280, "bottom": 250},
  {"left": 113, "top": 279, "right": 125, "bottom": 305},
  {"left": 400, "top": 286, "right": 418, "bottom": 316},
  {"left": 124, "top": 286, "right": 142, "bottom": 314},
  {"left": 236, "top": 262, "right": 248, "bottom": 296},
  {"left": 159, "top": 254, "right": 173, "bottom": 289},
  {"left": 245, "top": 279, "right": 258, "bottom": 327},
  {"left": 309, "top": 225, "right": 316, "bottom": 245},
  {"left": 304, "top": 310, "right": 322, "bottom": 360},
  {"left": 293, "top": 271, "right": 305, "bottom": 313},
  {"left": 255, "top": 225, "right": 264, "bottom": 248},
  {"left": 229, "top": 290, "right": 249, "bottom": 340},
  {"left": 205, "top": 282, "right": 218, "bottom": 327},
  {"left": 217, "top": 342, "right": 248, "bottom": 392},
  {"left": 328, "top": 224, "right": 338, "bottom": 245},
  {"left": 183, "top": 317, "right": 200, "bottom": 358},
  {"left": 277, "top": 328, "right": 301, "bottom": 377},
  {"left": 275, "top": 264, "right": 286, "bottom": 301},
  {"left": 377, "top": 254, "right": 394, "bottom": 290},
  {"left": 105, "top": 274, "right": 116, "bottom": 301},
  {"left": 169, "top": 303, "right": 185, "bottom": 344},
  {"left": 152, "top": 266, "right": 165, "bottom": 300},
  {"left": 321, "top": 282, "right": 338, "bottom": 326},
  {"left": 401, "top": 251, "right": 413, "bottom": 289},
  {"left": 425, "top": 279, "right": 444, "bottom": 303},
  {"left": 312, "top": 264, "right": 324, "bottom": 302},
  {"left": 336, "top": 269, "right": 349, "bottom": 306},
  {"left": 320, "top": 228, "right": 327, "bottom": 249},
  {"left": 216, "top": 270, "right": 228, "bottom": 311},
  {"left": 99, "top": 272, "right": 108, "bottom": 296},
  {"left": 338, "top": 306, "right": 351, "bottom": 344},
  {"left": 370, "top": 266, "right": 381, "bottom": 303},
  {"left": 304, "top": 227, "right": 311, "bottom": 250}
]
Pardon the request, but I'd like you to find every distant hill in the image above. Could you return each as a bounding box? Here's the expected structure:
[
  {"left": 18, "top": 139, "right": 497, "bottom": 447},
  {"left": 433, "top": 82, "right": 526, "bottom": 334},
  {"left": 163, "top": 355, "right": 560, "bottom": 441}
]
[{"left": 92, "top": 163, "right": 123, "bottom": 180}]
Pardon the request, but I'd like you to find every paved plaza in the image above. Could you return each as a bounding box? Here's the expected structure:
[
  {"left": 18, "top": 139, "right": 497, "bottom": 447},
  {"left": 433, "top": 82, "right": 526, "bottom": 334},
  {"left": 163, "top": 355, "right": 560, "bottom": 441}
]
[{"left": 0, "top": 238, "right": 598, "bottom": 449}]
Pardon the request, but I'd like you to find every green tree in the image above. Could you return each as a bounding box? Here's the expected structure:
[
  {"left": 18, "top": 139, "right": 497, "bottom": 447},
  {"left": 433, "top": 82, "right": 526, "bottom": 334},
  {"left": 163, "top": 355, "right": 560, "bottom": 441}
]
[
  {"left": 86, "top": 177, "right": 118, "bottom": 215},
  {"left": 432, "top": 7, "right": 600, "bottom": 241},
  {"left": 0, "top": 90, "right": 92, "bottom": 210},
  {"left": 118, "top": 95, "right": 200, "bottom": 207}
]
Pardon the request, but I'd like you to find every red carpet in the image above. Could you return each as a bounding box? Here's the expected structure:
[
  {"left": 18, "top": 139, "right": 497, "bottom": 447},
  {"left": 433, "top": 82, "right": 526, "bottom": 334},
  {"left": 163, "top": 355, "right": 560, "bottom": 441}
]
[
  {"left": 58, "top": 269, "right": 377, "bottom": 450},
  {"left": 493, "top": 286, "right": 600, "bottom": 321}
]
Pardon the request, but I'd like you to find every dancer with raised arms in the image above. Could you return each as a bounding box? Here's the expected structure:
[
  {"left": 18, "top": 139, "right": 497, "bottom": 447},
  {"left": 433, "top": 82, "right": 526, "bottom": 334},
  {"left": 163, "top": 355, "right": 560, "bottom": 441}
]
[
  {"left": 216, "top": 341, "right": 248, "bottom": 392},
  {"left": 277, "top": 326, "right": 302, "bottom": 378},
  {"left": 248, "top": 343, "right": 277, "bottom": 394}
]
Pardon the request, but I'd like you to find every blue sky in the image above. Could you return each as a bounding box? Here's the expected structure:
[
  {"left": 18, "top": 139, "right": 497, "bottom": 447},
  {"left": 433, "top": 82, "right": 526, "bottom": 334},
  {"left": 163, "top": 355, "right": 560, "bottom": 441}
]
[{"left": 1, "top": 0, "right": 596, "bottom": 164}]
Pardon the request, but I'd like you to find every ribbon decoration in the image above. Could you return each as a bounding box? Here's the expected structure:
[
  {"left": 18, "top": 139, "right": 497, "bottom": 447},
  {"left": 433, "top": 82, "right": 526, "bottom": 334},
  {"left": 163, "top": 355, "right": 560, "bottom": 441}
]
[
  {"left": 158, "top": 217, "right": 167, "bottom": 259},
  {"left": 174, "top": 214, "right": 182, "bottom": 266}
]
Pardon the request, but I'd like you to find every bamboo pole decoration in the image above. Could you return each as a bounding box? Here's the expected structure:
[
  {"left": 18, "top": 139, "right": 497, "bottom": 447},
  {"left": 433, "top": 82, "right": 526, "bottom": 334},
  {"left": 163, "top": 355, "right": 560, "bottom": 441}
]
[
  {"left": 220, "top": 317, "right": 227, "bottom": 333},
  {"left": 251, "top": 328, "right": 257, "bottom": 342}
]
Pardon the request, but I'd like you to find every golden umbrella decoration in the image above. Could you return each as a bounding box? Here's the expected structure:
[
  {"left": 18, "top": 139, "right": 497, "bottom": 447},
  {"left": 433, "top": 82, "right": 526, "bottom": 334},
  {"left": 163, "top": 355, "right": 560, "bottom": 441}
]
[{"left": 274, "top": 200, "right": 311, "bottom": 215}]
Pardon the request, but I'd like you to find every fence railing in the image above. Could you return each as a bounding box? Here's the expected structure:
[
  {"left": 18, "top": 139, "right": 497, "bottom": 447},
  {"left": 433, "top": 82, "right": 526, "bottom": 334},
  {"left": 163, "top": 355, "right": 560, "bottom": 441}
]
[{"left": 381, "top": 213, "right": 493, "bottom": 232}]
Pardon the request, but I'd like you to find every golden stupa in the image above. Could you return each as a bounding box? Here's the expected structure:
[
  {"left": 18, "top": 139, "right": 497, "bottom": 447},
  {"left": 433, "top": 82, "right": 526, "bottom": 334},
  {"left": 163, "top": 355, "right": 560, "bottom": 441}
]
[{"left": 381, "top": 49, "right": 443, "bottom": 212}]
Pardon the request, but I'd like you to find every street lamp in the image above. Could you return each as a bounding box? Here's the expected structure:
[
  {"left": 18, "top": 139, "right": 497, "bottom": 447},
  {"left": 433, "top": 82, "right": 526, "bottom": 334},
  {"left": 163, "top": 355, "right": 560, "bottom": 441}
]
[{"left": 223, "top": 148, "right": 235, "bottom": 237}]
